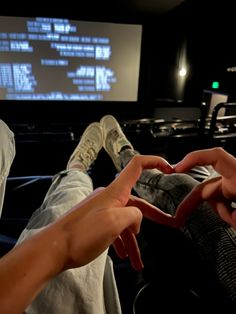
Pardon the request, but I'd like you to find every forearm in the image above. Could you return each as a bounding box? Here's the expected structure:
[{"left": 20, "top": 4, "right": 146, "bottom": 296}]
[{"left": 0, "top": 224, "right": 66, "bottom": 314}]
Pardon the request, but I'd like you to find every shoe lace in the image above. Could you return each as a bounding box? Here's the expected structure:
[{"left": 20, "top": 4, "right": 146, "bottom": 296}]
[
  {"left": 109, "top": 129, "right": 124, "bottom": 142},
  {"left": 75, "top": 139, "right": 97, "bottom": 169},
  {"left": 109, "top": 129, "right": 127, "bottom": 148}
]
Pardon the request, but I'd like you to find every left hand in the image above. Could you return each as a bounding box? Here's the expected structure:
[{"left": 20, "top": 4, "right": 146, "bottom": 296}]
[{"left": 57, "top": 154, "right": 175, "bottom": 271}]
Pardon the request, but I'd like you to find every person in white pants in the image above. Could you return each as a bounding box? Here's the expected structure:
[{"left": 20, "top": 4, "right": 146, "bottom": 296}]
[
  {"left": 0, "top": 119, "right": 15, "bottom": 217},
  {"left": 1, "top": 118, "right": 175, "bottom": 314}
]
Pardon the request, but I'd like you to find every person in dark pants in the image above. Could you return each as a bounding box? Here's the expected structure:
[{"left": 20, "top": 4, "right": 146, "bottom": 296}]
[{"left": 100, "top": 114, "right": 236, "bottom": 311}]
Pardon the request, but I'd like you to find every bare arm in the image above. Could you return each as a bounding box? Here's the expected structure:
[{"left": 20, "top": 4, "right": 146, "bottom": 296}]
[{"left": 0, "top": 154, "right": 175, "bottom": 314}]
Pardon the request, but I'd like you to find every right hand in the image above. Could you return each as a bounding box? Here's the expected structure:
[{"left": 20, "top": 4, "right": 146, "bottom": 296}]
[{"left": 174, "top": 147, "right": 236, "bottom": 229}]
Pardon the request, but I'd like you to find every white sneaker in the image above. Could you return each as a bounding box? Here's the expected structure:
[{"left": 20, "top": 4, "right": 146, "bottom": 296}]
[
  {"left": 100, "top": 115, "right": 133, "bottom": 171},
  {"left": 67, "top": 122, "right": 103, "bottom": 171}
]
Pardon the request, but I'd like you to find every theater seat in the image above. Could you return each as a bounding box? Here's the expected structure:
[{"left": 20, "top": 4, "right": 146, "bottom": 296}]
[
  {"left": 0, "top": 232, "right": 17, "bottom": 256},
  {"left": 0, "top": 175, "right": 53, "bottom": 256},
  {"left": 2, "top": 175, "right": 53, "bottom": 220}
]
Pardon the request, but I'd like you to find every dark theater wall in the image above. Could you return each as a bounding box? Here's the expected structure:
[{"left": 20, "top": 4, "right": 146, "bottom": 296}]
[{"left": 136, "top": 0, "right": 236, "bottom": 109}]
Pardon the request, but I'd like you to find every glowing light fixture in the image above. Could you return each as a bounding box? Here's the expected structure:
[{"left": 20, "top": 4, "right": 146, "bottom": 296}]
[
  {"left": 212, "top": 81, "right": 220, "bottom": 89},
  {"left": 178, "top": 67, "right": 187, "bottom": 77}
]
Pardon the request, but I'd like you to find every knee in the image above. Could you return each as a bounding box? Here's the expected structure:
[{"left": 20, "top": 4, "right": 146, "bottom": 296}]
[
  {"left": 168, "top": 172, "right": 198, "bottom": 190},
  {"left": 0, "top": 120, "right": 15, "bottom": 165},
  {"left": 0, "top": 120, "right": 15, "bottom": 144}
]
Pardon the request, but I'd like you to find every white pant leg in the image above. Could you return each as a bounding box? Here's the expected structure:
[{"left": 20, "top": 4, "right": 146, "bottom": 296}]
[
  {"left": 17, "top": 169, "right": 121, "bottom": 314},
  {"left": 0, "top": 120, "right": 15, "bottom": 217}
]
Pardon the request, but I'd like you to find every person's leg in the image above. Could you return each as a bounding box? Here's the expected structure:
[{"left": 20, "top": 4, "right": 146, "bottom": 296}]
[
  {"left": 127, "top": 156, "right": 236, "bottom": 307},
  {"left": 0, "top": 120, "right": 15, "bottom": 217},
  {"left": 17, "top": 122, "right": 121, "bottom": 314},
  {"left": 100, "top": 115, "right": 216, "bottom": 183},
  {"left": 101, "top": 115, "right": 236, "bottom": 306}
]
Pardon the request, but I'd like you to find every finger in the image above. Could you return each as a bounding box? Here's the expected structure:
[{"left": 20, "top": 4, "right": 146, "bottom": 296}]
[
  {"left": 174, "top": 178, "right": 222, "bottom": 225},
  {"left": 101, "top": 206, "right": 143, "bottom": 240},
  {"left": 120, "top": 229, "right": 143, "bottom": 271},
  {"left": 112, "top": 237, "right": 128, "bottom": 259},
  {"left": 232, "top": 210, "right": 236, "bottom": 227},
  {"left": 216, "top": 201, "right": 236, "bottom": 226},
  {"left": 108, "top": 155, "right": 174, "bottom": 203},
  {"left": 127, "top": 195, "right": 175, "bottom": 227},
  {"left": 175, "top": 148, "right": 236, "bottom": 179}
]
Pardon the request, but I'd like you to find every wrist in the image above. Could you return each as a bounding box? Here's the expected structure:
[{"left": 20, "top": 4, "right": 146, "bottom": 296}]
[{"left": 35, "top": 222, "right": 69, "bottom": 277}]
